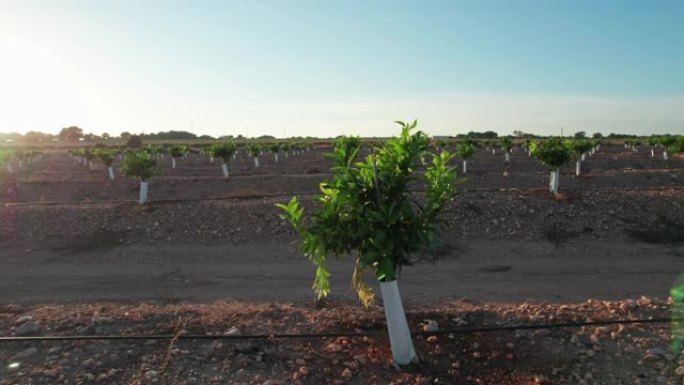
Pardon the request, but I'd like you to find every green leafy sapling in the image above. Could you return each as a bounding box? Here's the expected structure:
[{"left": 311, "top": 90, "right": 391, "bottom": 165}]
[
  {"left": 208, "top": 141, "right": 237, "bottom": 178},
  {"left": 500, "top": 137, "right": 514, "bottom": 162},
  {"left": 456, "top": 142, "right": 476, "bottom": 174},
  {"left": 270, "top": 143, "right": 282, "bottom": 163},
  {"left": 277, "top": 120, "right": 457, "bottom": 365},
  {"left": 530, "top": 137, "right": 572, "bottom": 194},
  {"left": 568, "top": 139, "right": 593, "bottom": 176},
  {"left": 95, "top": 149, "right": 117, "bottom": 180},
  {"left": 121, "top": 150, "right": 160, "bottom": 204},
  {"left": 247, "top": 143, "right": 262, "bottom": 167}
]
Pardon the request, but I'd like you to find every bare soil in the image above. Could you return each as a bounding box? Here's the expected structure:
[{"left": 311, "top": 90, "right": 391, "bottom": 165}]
[{"left": 0, "top": 144, "right": 683, "bottom": 384}]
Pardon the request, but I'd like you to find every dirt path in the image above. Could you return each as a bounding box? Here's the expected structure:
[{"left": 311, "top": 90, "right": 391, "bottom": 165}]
[{"left": 2, "top": 239, "right": 681, "bottom": 305}]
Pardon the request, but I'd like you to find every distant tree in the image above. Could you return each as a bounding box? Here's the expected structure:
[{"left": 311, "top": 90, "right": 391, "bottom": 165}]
[
  {"left": 592, "top": 132, "right": 603, "bottom": 139},
  {"left": 574, "top": 131, "right": 587, "bottom": 139},
  {"left": 126, "top": 135, "right": 143, "bottom": 149},
  {"left": 456, "top": 142, "right": 476, "bottom": 173},
  {"left": 120, "top": 132, "right": 132, "bottom": 139},
  {"left": 59, "top": 126, "right": 84, "bottom": 141},
  {"left": 101, "top": 133, "right": 111, "bottom": 140},
  {"left": 24, "top": 131, "right": 51, "bottom": 142},
  {"left": 208, "top": 141, "right": 237, "bottom": 177}
]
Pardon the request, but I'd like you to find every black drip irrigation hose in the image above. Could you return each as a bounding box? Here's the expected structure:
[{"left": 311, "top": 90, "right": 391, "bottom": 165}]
[
  {"left": 3, "top": 186, "right": 684, "bottom": 207},
  {"left": 0, "top": 317, "right": 678, "bottom": 343}
]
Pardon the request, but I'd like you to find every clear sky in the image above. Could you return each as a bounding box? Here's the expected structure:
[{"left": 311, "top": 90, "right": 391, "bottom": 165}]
[{"left": 1, "top": 0, "right": 683, "bottom": 138}]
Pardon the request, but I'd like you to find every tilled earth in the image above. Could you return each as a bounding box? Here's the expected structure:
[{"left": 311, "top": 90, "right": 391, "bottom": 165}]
[
  {"left": 0, "top": 298, "right": 679, "bottom": 385},
  {"left": 0, "top": 144, "right": 683, "bottom": 384}
]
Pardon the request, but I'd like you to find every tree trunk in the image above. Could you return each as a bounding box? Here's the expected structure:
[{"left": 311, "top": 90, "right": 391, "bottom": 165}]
[
  {"left": 581, "top": 153, "right": 586, "bottom": 161},
  {"left": 492, "top": 149, "right": 496, "bottom": 155},
  {"left": 275, "top": 153, "right": 279, "bottom": 163},
  {"left": 379, "top": 280, "right": 417, "bottom": 365},
  {"left": 172, "top": 158, "right": 176, "bottom": 169},
  {"left": 108, "top": 166, "right": 115, "bottom": 180},
  {"left": 505, "top": 152, "right": 510, "bottom": 162},
  {"left": 576, "top": 160, "right": 581, "bottom": 176},
  {"left": 549, "top": 169, "right": 560, "bottom": 194},
  {"left": 222, "top": 163, "right": 229, "bottom": 178},
  {"left": 254, "top": 157, "right": 259, "bottom": 167},
  {"left": 139, "top": 181, "right": 149, "bottom": 204},
  {"left": 463, "top": 160, "right": 467, "bottom": 174},
  {"left": 210, "top": 156, "right": 214, "bottom": 163},
  {"left": 664, "top": 151, "right": 669, "bottom": 160},
  {"left": 651, "top": 149, "right": 654, "bottom": 157}
]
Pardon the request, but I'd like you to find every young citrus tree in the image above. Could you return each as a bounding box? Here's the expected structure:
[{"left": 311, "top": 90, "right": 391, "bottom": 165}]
[
  {"left": 500, "top": 137, "right": 513, "bottom": 162},
  {"left": 208, "top": 141, "right": 237, "bottom": 178},
  {"left": 456, "top": 142, "right": 475, "bottom": 174},
  {"left": 95, "top": 149, "right": 117, "bottom": 180},
  {"left": 660, "top": 135, "right": 676, "bottom": 160},
  {"left": 269, "top": 143, "right": 281, "bottom": 163},
  {"left": 121, "top": 150, "right": 160, "bottom": 204},
  {"left": 277, "top": 120, "right": 457, "bottom": 365},
  {"left": 568, "top": 139, "right": 593, "bottom": 176},
  {"left": 247, "top": 143, "right": 262, "bottom": 167},
  {"left": 531, "top": 137, "right": 572, "bottom": 194},
  {"left": 647, "top": 136, "right": 659, "bottom": 157},
  {"left": 0, "top": 149, "right": 13, "bottom": 172},
  {"left": 168, "top": 145, "right": 187, "bottom": 169}
]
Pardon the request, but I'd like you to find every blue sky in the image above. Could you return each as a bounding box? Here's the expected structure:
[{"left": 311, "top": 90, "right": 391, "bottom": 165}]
[{"left": 1, "top": 0, "right": 683, "bottom": 137}]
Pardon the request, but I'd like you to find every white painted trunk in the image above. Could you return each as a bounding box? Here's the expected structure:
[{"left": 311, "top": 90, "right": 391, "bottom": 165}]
[
  {"left": 222, "top": 163, "right": 229, "bottom": 178},
  {"left": 379, "top": 280, "right": 417, "bottom": 365},
  {"left": 210, "top": 156, "right": 214, "bottom": 163},
  {"left": 505, "top": 152, "right": 510, "bottom": 162},
  {"left": 549, "top": 170, "right": 560, "bottom": 194},
  {"left": 576, "top": 160, "right": 581, "bottom": 176},
  {"left": 275, "top": 153, "right": 279, "bottom": 163},
  {"left": 463, "top": 160, "right": 467, "bottom": 174},
  {"left": 285, "top": 152, "right": 288, "bottom": 158},
  {"left": 651, "top": 149, "right": 654, "bottom": 157},
  {"left": 108, "top": 166, "right": 115, "bottom": 180},
  {"left": 492, "top": 149, "right": 496, "bottom": 155},
  {"left": 581, "top": 153, "right": 586, "bottom": 161},
  {"left": 528, "top": 150, "right": 531, "bottom": 157},
  {"left": 139, "top": 181, "right": 149, "bottom": 204},
  {"left": 118, "top": 154, "right": 123, "bottom": 160},
  {"left": 254, "top": 157, "right": 259, "bottom": 167},
  {"left": 664, "top": 151, "right": 669, "bottom": 160},
  {"left": 88, "top": 161, "right": 93, "bottom": 170},
  {"left": 172, "top": 158, "right": 176, "bottom": 169},
  {"left": 233, "top": 153, "right": 236, "bottom": 160}
]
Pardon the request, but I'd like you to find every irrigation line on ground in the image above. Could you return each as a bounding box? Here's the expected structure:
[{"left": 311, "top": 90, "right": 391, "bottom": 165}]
[
  {"left": 0, "top": 317, "right": 677, "bottom": 343},
  {"left": 3, "top": 186, "right": 684, "bottom": 207}
]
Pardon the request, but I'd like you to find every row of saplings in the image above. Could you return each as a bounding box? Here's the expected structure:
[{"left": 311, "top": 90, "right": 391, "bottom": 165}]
[
  {"left": 278, "top": 125, "right": 684, "bottom": 365},
  {"left": 452, "top": 135, "right": 684, "bottom": 193},
  {"left": 68, "top": 141, "right": 312, "bottom": 203}
]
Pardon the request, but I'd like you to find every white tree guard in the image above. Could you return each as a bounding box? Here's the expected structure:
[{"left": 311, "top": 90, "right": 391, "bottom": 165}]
[
  {"left": 576, "top": 160, "right": 581, "bottom": 176},
  {"left": 549, "top": 170, "right": 560, "bottom": 194},
  {"left": 139, "top": 181, "right": 149, "bottom": 204},
  {"left": 222, "top": 163, "right": 229, "bottom": 178},
  {"left": 254, "top": 157, "right": 259, "bottom": 167},
  {"left": 108, "top": 166, "right": 115, "bottom": 180},
  {"left": 172, "top": 158, "right": 176, "bottom": 169},
  {"left": 379, "top": 280, "right": 417, "bottom": 365},
  {"left": 651, "top": 149, "right": 654, "bottom": 157},
  {"left": 664, "top": 151, "right": 669, "bottom": 160},
  {"left": 505, "top": 152, "right": 510, "bottom": 162},
  {"left": 275, "top": 153, "right": 279, "bottom": 163},
  {"left": 581, "top": 153, "right": 586, "bottom": 161},
  {"left": 463, "top": 160, "right": 467, "bottom": 174}
]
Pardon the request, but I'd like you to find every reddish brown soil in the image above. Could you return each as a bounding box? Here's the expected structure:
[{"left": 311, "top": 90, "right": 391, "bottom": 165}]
[{"left": 0, "top": 144, "right": 683, "bottom": 384}]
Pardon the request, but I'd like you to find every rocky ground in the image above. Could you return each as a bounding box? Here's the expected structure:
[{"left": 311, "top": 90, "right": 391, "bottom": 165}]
[
  {"left": 0, "top": 297, "right": 680, "bottom": 385},
  {"left": 1, "top": 144, "right": 683, "bottom": 384}
]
